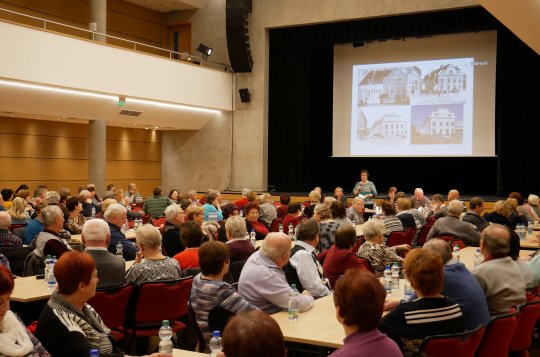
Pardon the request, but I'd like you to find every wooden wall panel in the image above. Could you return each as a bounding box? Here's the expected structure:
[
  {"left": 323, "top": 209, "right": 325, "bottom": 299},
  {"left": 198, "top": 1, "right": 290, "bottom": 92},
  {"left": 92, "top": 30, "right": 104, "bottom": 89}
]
[
  {"left": 106, "top": 141, "right": 161, "bottom": 161},
  {"left": 106, "top": 161, "right": 161, "bottom": 180},
  {"left": 0, "top": 133, "right": 88, "bottom": 159},
  {"left": 0, "top": 158, "right": 88, "bottom": 180}
]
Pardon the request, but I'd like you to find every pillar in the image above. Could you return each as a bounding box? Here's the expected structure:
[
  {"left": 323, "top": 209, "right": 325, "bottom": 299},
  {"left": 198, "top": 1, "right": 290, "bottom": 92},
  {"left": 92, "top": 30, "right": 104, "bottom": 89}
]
[
  {"left": 89, "top": 0, "right": 107, "bottom": 43},
  {"left": 88, "top": 120, "right": 106, "bottom": 195}
]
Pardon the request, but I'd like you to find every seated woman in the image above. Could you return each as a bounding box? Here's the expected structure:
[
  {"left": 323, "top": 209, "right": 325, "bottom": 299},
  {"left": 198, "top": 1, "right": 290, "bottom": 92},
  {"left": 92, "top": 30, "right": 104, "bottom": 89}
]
[
  {"left": 395, "top": 197, "right": 416, "bottom": 230},
  {"left": 427, "top": 194, "right": 447, "bottom": 219},
  {"left": 217, "top": 203, "right": 239, "bottom": 243},
  {"left": 380, "top": 201, "right": 403, "bottom": 238},
  {"left": 114, "top": 188, "right": 143, "bottom": 219},
  {"left": 313, "top": 204, "right": 338, "bottom": 253},
  {"left": 282, "top": 202, "right": 302, "bottom": 235},
  {"left": 35, "top": 251, "right": 165, "bottom": 357},
  {"left": 162, "top": 204, "right": 186, "bottom": 257},
  {"left": 509, "top": 192, "right": 539, "bottom": 222},
  {"left": 484, "top": 200, "right": 512, "bottom": 227},
  {"left": 386, "top": 186, "right": 398, "bottom": 207},
  {"left": 506, "top": 197, "right": 528, "bottom": 228},
  {"left": 173, "top": 221, "right": 204, "bottom": 270},
  {"left": 378, "top": 249, "right": 466, "bottom": 354},
  {"left": 218, "top": 310, "right": 286, "bottom": 357},
  {"left": 330, "top": 201, "right": 353, "bottom": 228},
  {"left": 125, "top": 224, "right": 182, "bottom": 285},
  {"left": 7, "top": 197, "right": 31, "bottom": 225},
  {"left": 356, "top": 219, "right": 409, "bottom": 277},
  {"left": 304, "top": 190, "right": 321, "bottom": 218},
  {"left": 321, "top": 225, "right": 372, "bottom": 289},
  {"left": 244, "top": 203, "right": 268, "bottom": 240},
  {"left": 168, "top": 189, "right": 180, "bottom": 204},
  {"left": 189, "top": 241, "right": 258, "bottom": 342},
  {"left": 0, "top": 265, "right": 50, "bottom": 357},
  {"left": 225, "top": 216, "right": 255, "bottom": 263},
  {"left": 186, "top": 204, "right": 217, "bottom": 241},
  {"left": 203, "top": 191, "right": 223, "bottom": 222},
  {"left": 345, "top": 197, "right": 365, "bottom": 225},
  {"left": 330, "top": 269, "right": 401, "bottom": 357},
  {"left": 528, "top": 194, "right": 540, "bottom": 219},
  {"left": 64, "top": 197, "right": 87, "bottom": 234},
  {"left": 334, "top": 187, "right": 348, "bottom": 207},
  {"left": 276, "top": 194, "right": 291, "bottom": 219}
]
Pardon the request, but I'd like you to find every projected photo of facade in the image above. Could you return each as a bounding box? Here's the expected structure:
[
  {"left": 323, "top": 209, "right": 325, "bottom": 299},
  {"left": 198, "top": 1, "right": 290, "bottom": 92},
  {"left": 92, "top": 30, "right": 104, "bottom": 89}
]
[
  {"left": 354, "top": 108, "right": 410, "bottom": 145},
  {"left": 357, "top": 66, "right": 421, "bottom": 105},
  {"left": 411, "top": 105, "right": 463, "bottom": 144}
]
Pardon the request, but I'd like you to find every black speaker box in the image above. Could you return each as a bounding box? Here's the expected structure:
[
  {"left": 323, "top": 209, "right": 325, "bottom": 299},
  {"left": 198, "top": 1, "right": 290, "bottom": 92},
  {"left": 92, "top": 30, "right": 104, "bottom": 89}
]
[
  {"left": 226, "top": 0, "right": 253, "bottom": 73},
  {"left": 239, "top": 88, "right": 251, "bottom": 103}
]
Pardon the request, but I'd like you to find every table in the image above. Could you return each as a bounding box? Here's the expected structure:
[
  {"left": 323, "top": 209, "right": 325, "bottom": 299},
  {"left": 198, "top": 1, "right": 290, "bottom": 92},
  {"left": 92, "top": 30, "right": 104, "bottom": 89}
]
[
  {"left": 71, "top": 229, "right": 137, "bottom": 243},
  {"left": 355, "top": 224, "right": 364, "bottom": 237},
  {"left": 271, "top": 280, "right": 404, "bottom": 349},
  {"left": 11, "top": 259, "right": 136, "bottom": 302},
  {"left": 173, "top": 349, "right": 206, "bottom": 356},
  {"left": 518, "top": 231, "right": 540, "bottom": 250},
  {"left": 451, "top": 247, "right": 532, "bottom": 271}
]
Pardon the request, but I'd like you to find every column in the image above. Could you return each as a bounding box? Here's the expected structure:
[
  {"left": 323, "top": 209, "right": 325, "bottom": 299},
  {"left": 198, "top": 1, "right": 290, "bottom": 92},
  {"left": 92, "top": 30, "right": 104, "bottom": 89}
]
[
  {"left": 89, "top": 0, "right": 107, "bottom": 43},
  {"left": 88, "top": 120, "right": 106, "bottom": 195}
]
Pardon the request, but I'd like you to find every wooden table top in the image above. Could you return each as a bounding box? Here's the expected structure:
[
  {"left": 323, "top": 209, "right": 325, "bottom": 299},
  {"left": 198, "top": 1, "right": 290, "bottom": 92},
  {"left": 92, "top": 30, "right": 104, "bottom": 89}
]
[
  {"left": 519, "top": 231, "right": 540, "bottom": 250},
  {"left": 70, "top": 229, "right": 137, "bottom": 243},
  {"left": 172, "top": 349, "right": 207, "bottom": 356}
]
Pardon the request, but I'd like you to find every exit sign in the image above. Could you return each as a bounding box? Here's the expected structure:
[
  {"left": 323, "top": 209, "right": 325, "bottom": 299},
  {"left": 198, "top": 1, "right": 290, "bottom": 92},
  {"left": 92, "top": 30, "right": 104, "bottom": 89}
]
[{"left": 118, "top": 100, "right": 125, "bottom": 107}]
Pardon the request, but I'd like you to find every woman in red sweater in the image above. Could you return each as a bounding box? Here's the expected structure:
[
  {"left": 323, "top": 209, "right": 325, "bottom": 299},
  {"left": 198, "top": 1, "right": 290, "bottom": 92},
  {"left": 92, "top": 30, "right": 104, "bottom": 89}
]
[{"left": 244, "top": 202, "right": 269, "bottom": 240}]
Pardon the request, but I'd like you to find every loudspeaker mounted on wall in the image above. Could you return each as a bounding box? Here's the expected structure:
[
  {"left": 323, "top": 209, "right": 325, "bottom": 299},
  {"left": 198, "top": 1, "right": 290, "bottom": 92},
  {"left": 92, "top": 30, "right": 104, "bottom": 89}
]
[
  {"left": 239, "top": 88, "right": 251, "bottom": 103},
  {"left": 226, "top": 0, "right": 253, "bottom": 73}
]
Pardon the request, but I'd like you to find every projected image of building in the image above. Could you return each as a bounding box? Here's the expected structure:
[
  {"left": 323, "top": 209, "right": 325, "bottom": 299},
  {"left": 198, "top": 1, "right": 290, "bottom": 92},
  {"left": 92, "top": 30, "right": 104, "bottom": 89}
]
[
  {"left": 366, "top": 112, "right": 408, "bottom": 141},
  {"left": 420, "top": 108, "right": 456, "bottom": 137},
  {"left": 422, "top": 64, "right": 466, "bottom": 95},
  {"left": 411, "top": 106, "right": 463, "bottom": 145},
  {"left": 358, "top": 67, "right": 421, "bottom": 105},
  {"left": 356, "top": 110, "right": 369, "bottom": 140}
]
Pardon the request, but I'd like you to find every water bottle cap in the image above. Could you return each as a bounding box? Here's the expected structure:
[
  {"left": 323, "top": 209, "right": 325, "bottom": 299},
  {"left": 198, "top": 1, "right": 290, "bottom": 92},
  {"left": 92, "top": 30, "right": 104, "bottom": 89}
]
[
  {"left": 162, "top": 320, "right": 169, "bottom": 327},
  {"left": 213, "top": 330, "right": 221, "bottom": 337},
  {"left": 291, "top": 283, "right": 296, "bottom": 289}
]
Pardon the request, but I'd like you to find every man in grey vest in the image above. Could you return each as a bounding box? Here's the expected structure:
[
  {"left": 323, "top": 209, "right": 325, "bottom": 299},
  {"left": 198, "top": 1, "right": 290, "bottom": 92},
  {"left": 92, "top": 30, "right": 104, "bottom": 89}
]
[{"left": 285, "top": 219, "right": 331, "bottom": 298}]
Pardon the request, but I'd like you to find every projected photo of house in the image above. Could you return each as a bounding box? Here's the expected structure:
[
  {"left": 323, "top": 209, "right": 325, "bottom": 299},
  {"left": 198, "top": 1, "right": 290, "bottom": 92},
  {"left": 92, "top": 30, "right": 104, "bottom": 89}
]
[
  {"left": 411, "top": 104, "right": 464, "bottom": 145},
  {"left": 355, "top": 107, "right": 410, "bottom": 145},
  {"left": 357, "top": 67, "right": 421, "bottom": 105}
]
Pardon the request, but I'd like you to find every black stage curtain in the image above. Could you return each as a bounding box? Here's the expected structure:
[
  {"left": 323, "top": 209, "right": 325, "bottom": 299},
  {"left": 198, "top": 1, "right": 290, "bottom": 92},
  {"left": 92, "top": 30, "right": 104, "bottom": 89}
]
[{"left": 268, "top": 7, "right": 540, "bottom": 197}]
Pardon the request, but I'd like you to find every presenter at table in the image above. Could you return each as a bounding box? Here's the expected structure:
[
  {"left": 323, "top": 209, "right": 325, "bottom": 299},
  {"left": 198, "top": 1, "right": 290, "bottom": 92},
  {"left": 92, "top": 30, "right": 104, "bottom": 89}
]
[{"left": 352, "top": 170, "right": 377, "bottom": 204}]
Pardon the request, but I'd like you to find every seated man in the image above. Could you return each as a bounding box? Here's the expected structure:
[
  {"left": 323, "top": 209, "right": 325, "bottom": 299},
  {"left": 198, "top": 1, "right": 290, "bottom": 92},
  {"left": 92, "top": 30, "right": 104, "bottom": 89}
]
[
  {"left": 472, "top": 224, "right": 526, "bottom": 316},
  {"left": 104, "top": 203, "right": 137, "bottom": 261},
  {"left": 238, "top": 232, "right": 314, "bottom": 313},
  {"left": 284, "top": 219, "right": 331, "bottom": 298},
  {"left": 422, "top": 239, "right": 490, "bottom": 330},
  {"left": 426, "top": 199, "right": 481, "bottom": 246},
  {"left": 79, "top": 189, "right": 99, "bottom": 217},
  {"left": 0, "top": 211, "right": 23, "bottom": 247},
  {"left": 32, "top": 205, "right": 73, "bottom": 260},
  {"left": 24, "top": 202, "right": 47, "bottom": 244},
  {"left": 411, "top": 188, "right": 432, "bottom": 210},
  {"left": 143, "top": 186, "right": 169, "bottom": 219},
  {"left": 258, "top": 194, "right": 277, "bottom": 228},
  {"left": 124, "top": 182, "right": 142, "bottom": 204},
  {"left": 461, "top": 197, "right": 490, "bottom": 232},
  {"left": 346, "top": 197, "right": 365, "bottom": 225},
  {"left": 276, "top": 194, "right": 291, "bottom": 219},
  {"left": 82, "top": 219, "right": 125, "bottom": 289}
]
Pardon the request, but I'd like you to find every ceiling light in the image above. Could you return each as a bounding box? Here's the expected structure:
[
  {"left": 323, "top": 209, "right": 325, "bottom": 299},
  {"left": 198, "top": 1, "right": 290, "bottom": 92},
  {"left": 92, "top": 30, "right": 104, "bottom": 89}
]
[
  {"left": 0, "top": 79, "right": 117, "bottom": 101},
  {"left": 127, "top": 98, "right": 219, "bottom": 115}
]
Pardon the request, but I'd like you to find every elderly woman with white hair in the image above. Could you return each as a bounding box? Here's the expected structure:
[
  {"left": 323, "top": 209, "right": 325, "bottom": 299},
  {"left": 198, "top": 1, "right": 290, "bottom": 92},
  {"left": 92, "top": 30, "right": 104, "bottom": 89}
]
[
  {"left": 125, "top": 224, "right": 182, "bottom": 285},
  {"left": 304, "top": 190, "right": 321, "bottom": 218},
  {"left": 356, "top": 219, "right": 410, "bottom": 277},
  {"left": 529, "top": 194, "right": 540, "bottom": 219},
  {"left": 313, "top": 204, "right": 338, "bottom": 253},
  {"left": 162, "top": 204, "right": 186, "bottom": 257},
  {"left": 104, "top": 203, "right": 138, "bottom": 260},
  {"left": 225, "top": 215, "right": 255, "bottom": 263}
]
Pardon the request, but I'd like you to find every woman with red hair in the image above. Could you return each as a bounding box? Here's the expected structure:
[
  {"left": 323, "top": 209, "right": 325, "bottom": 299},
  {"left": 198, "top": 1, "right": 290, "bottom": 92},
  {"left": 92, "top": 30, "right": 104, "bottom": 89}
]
[{"left": 0, "top": 265, "right": 49, "bottom": 356}]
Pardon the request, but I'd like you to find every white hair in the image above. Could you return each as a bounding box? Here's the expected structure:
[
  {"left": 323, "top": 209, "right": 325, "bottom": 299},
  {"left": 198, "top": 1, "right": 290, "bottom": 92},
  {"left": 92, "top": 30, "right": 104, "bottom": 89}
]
[
  {"left": 257, "top": 194, "right": 267, "bottom": 204},
  {"left": 79, "top": 190, "right": 91, "bottom": 199},
  {"left": 225, "top": 216, "right": 247, "bottom": 239},
  {"left": 165, "top": 204, "right": 183, "bottom": 222},
  {"left": 104, "top": 203, "right": 127, "bottom": 219},
  {"left": 362, "top": 219, "right": 385, "bottom": 240},
  {"left": 261, "top": 232, "right": 291, "bottom": 260},
  {"left": 136, "top": 224, "right": 162, "bottom": 249},
  {"left": 414, "top": 188, "right": 424, "bottom": 194},
  {"left": 528, "top": 194, "right": 540, "bottom": 206},
  {"left": 82, "top": 219, "right": 110, "bottom": 241},
  {"left": 42, "top": 205, "right": 63, "bottom": 227},
  {"left": 241, "top": 188, "right": 251, "bottom": 197},
  {"left": 45, "top": 191, "right": 60, "bottom": 204},
  {"left": 448, "top": 199, "right": 464, "bottom": 215}
]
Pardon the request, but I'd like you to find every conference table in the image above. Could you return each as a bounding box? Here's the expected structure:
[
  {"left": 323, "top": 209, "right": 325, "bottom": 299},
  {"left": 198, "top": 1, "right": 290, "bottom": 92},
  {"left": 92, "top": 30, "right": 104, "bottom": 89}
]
[
  {"left": 172, "top": 349, "right": 206, "bottom": 356},
  {"left": 11, "top": 260, "right": 136, "bottom": 303},
  {"left": 519, "top": 230, "right": 540, "bottom": 250},
  {"left": 70, "top": 229, "right": 137, "bottom": 243}
]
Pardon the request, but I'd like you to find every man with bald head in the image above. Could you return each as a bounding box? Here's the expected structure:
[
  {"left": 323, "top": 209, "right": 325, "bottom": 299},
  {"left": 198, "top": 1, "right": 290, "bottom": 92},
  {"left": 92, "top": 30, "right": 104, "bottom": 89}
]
[
  {"left": 0, "top": 211, "right": 22, "bottom": 247},
  {"left": 426, "top": 200, "right": 481, "bottom": 246},
  {"left": 238, "top": 232, "right": 314, "bottom": 313},
  {"left": 82, "top": 219, "right": 125, "bottom": 289},
  {"left": 423, "top": 239, "right": 489, "bottom": 329},
  {"left": 471, "top": 224, "right": 526, "bottom": 316},
  {"left": 412, "top": 188, "right": 432, "bottom": 210},
  {"left": 447, "top": 189, "right": 460, "bottom": 201}
]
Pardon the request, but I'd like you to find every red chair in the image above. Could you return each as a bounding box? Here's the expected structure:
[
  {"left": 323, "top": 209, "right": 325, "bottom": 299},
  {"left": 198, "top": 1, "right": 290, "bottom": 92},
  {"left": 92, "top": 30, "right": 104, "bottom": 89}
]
[
  {"left": 426, "top": 216, "right": 436, "bottom": 225},
  {"left": 151, "top": 217, "right": 166, "bottom": 228},
  {"left": 270, "top": 218, "right": 283, "bottom": 232},
  {"left": 420, "top": 324, "right": 484, "bottom": 357},
  {"left": 88, "top": 285, "right": 134, "bottom": 342},
  {"left": 141, "top": 213, "right": 150, "bottom": 224},
  {"left": 125, "top": 277, "right": 193, "bottom": 339},
  {"left": 402, "top": 228, "right": 417, "bottom": 246},
  {"left": 416, "top": 224, "right": 433, "bottom": 246},
  {"left": 476, "top": 308, "right": 521, "bottom": 357},
  {"left": 450, "top": 239, "right": 466, "bottom": 249},
  {"left": 9, "top": 223, "right": 27, "bottom": 232},
  {"left": 352, "top": 236, "right": 365, "bottom": 254},
  {"left": 509, "top": 298, "right": 540, "bottom": 356},
  {"left": 386, "top": 231, "right": 405, "bottom": 247}
]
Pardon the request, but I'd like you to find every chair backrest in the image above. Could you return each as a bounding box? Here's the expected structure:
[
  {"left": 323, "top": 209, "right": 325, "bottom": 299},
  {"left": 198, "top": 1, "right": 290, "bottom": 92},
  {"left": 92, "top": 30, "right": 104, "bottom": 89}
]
[
  {"left": 416, "top": 223, "right": 433, "bottom": 246},
  {"left": 402, "top": 228, "right": 417, "bottom": 246},
  {"left": 358, "top": 256, "right": 374, "bottom": 273},
  {"left": 141, "top": 214, "right": 150, "bottom": 224},
  {"left": 188, "top": 300, "right": 206, "bottom": 353},
  {"left": 509, "top": 298, "right": 540, "bottom": 352},
  {"left": 351, "top": 236, "right": 365, "bottom": 254},
  {"left": 420, "top": 324, "right": 484, "bottom": 357},
  {"left": 88, "top": 285, "right": 134, "bottom": 329},
  {"left": 228, "top": 260, "right": 246, "bottom": 283},
  {"left": 9, "top": 224, "right": 27, "bottom": 232},
  {"left": 386, "top": 231, "right": 405, "bottom": 247},
  {"left": 450, "top": 239, "right": 466, "bottom": 249},
  {"left": 133, "top": 277, "right": 193, "bottom": 325},
  {"left": 476, "top": 308, "right": 521, "bottom": 357},
  {"left": 12, "top": 226, "right": 26, "bottom": 239},
  {"left": 0, "top": 246, "right": 33, "bottom": 276},
  {"left": 151, "top": 217, "right": 166, "bottom": 228},
  {"left": 426, "top": 216, "right": 436, "bottom": 225},
  {"left": 270, "top": 218, "right": 283, "bottom": 232}
]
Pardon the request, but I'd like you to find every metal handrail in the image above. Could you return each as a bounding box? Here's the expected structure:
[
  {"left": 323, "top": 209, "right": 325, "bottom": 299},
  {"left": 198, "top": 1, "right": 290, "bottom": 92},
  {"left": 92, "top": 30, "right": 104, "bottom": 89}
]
[{"left": 0, "top": 6, "right": 232, "bottom": 71}]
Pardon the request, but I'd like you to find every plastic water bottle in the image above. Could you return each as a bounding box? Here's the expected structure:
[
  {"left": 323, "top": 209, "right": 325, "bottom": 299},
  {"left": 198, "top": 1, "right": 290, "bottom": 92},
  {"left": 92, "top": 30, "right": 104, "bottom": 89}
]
[
  {"left": 288, "top": 223, "right": 293, "bottom": 235},
  {"left": 288, "top": 224, "right": 294, "bottom": 241},
  {"left": 528, "top": 220, "right": 533, "bottom": 235},
  {"left": 239, "top": 210, "right": 244, "bottom": 218},
  {"left": 288, "top": 284, "right": 299, "bottom": 321},
  {"left": 452, "top": 243, "right": 460, "bottom": 263},
  {"left": 44, "top": 255, "right": 52, "bottom": 286},
  {"left": 121, "top": 219, "right": 129, "bottom": 233},
  {"left": 209, "top": 330, "right": 223, "bottom": 357},
  {"left": 474, "top": 248, "right": 483, "bottom": 267},
  {"left": 391, "top": 262, "right": 400, "bottom": 293},
  {"left": 47, "top": 257, "right": 56, "bottom": 291},
  {"left": 91, "top": 205, "right": 96, "bottom": 218},
  {"left": 116, "top": 241, "right": 123, "bottom": 256},
  {"left": 250, "top": 229, "right": 256, "bottom": 247},
  {"left": 278, "top": 223, "right": 284, "bottom": 233},
  {"left": 90, "top": 349, "right": 99, "bottom": 357},
  {"left": 404, "top": 274, "right": 414, "bottom": 300},
  {"left": 158, "top": 320, "right": 173, "bottom": 355},
  {"left": 383, "top": 265, "right": 392, "bottom": 294}
]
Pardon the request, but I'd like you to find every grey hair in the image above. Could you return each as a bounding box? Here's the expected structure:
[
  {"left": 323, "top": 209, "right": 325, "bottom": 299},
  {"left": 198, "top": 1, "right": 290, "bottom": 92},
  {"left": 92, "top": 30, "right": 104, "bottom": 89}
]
[
  {"left": 481, "top": 224, "right": 510, "bottom": 256},
  {"left": 314, "top": 203, "right": 332, "bottom": 220},
  {"left": 79, "top": 190, "right": 91, "bottom": 199},
  {"left": 225, "top": 215, "right": 247, "bottom": 239},
  {"left": 423, "top": 238, "right": 452, "bottom": 264},
  {"left": 187, "top": 190, "right": 197, "bottom": 198},
  {"left": 362, "top": 219, "right": 385, "bottom": 240},
  {"left": 241, "top": 188, "right": 251, "bottom": 197},
  {"left": 0, "top": 211, "right": 11, "bottom": 229},
  {"left": 528, "top": 194, "right": 540, "bottom": 206},
  {"left": 45, "top": 191, "right": 60, "bottom": 204},
  {"left": 261, "top": 232, "right": 291, "bottom": 260},
  {"left": 136, "top": 224, "right": 162, "bottom": 249},
  {"left": 324, "top": 196, "right": 336, "bottom": 206},
  {"left": 165, "top": 204, "right": 183, "bottom": 222},
  {"left": 82, "top": 219, "right": 110, "bottom": 242},
  {"left": 104, "top": 203, "right": 127, "bottom": 219},
  {"left": 42, "top": 205, "right": 63, "bottom": 227},
  {"left": 296, "top": 219, "right": 319, "bottom": 242},
  {"left": 257, "top": 194, "right": 267, "bottom": 204},
  {"left": 414, "top": 188, "right": 424, "bottom": 194},
  {"left": 352, "top": 197, "right": 364, "bottom": 205},
  {"left": 447, "top": 200, "right": 464, "bottom": 215}
]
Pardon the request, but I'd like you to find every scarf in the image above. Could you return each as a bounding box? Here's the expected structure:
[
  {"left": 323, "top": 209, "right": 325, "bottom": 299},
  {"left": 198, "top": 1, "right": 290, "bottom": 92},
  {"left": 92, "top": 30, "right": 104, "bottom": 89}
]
[
  {"left": 0, "top": 311, "right": 34, "bottom": 356},
  {"left": 48, "top": 293, "right": 113, "bottom": 354}
]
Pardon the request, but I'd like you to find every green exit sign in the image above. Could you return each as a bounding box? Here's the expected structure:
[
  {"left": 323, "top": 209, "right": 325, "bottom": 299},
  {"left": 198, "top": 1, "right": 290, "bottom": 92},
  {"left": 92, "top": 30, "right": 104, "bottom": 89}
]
[{"left": 118, "top": 101, "right": 125, "bottom": 107}]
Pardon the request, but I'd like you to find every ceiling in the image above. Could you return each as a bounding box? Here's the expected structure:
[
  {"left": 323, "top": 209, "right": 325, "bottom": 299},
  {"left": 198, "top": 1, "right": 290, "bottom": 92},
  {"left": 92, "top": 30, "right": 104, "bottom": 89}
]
[{"left": 123, "top": 0, "right": 207, "bottom": 12}]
